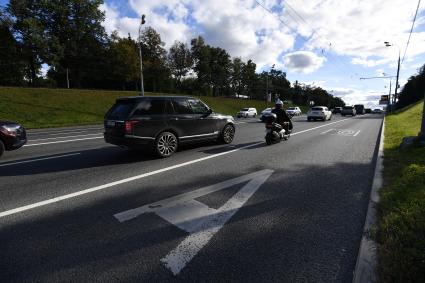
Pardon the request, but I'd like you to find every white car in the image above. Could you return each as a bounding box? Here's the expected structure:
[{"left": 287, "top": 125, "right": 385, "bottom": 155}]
[
  {"left": 307, "top": 106, "right": 332, "bottom": 121},
  {"left": 237, "top": 107, "right": 257, "bottom": 118},
  {"left": 286, "top": 107, "right": 302, "bottom": 116}
]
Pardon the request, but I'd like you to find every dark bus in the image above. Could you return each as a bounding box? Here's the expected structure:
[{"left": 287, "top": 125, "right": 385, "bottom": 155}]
[{"left": 354, "top": 104, "right": 365, "bottom": 115}]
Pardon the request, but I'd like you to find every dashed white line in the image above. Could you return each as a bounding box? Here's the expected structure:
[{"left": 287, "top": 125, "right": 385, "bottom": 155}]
[
  {"left": 29, "top": 133, "right": 102, "bottom": 142},
  {"left": 353, "top": 130, "right": 361, "bottom": 137},
  {"left": 24, "top": 136, "right": 103, "bottom": 147},
  {"left": 0, "top": 117, "right": 351, "bottom": 218},
  {"left": 0, "top": 153, "right": 81, "bottom": 167}
]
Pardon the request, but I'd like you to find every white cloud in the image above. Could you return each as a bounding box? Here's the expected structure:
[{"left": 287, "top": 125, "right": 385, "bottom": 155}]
[
  {"left": 330, "top": 87, "right": 386, "bottom": 108},
  {"left": 283, "top": 51, "right": 326, "bottom": 73}
]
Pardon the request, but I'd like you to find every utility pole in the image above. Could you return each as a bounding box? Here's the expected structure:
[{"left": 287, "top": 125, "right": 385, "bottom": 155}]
[
  {"left": 66, "top": 68, "right": 69, "bottom": 89},
  {"left": 138, "top": 15, "right": 146, "bottom": 96},
  {"left": 385, "top": 41, "right": 401, "bottom": 112},
  {"left": 388, "top": 81, "right": 392, "bottom": 111}
]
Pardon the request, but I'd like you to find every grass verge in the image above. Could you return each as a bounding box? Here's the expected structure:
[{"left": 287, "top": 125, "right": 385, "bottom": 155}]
[
  {"left": 378, "top": 100, "right": 425, "bottom": 282},
  {"left": 0, "top": 87, "right": 305, "bottom": 129}
]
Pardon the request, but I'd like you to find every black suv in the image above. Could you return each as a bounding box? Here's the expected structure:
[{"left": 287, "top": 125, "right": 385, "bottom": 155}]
[
  {"left": 0, "top": 120, "right": 27, "bottom": 158},
  {"left": 104, "top": 96, "right": 235, "bottom": 157}
]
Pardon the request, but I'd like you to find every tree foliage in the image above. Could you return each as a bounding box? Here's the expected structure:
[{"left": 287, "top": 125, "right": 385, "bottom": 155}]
[
  {"left": 397, "top": 64, "right": 425, "bottom": 109},
  {"left": 1, "top": 1, "right": 345, "bottom": 108}
]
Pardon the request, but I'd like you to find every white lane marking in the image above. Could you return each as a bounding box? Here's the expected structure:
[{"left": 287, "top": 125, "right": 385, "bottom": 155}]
[
  {"left": 29, "top": 133, "right": 102, "bottom": 142},
  {"left": 28, "top": 128, "right": 103, "bottom": 135},
  {"left": 24, "top": 136, "right": 103, "bottom": 147},
  {"left": 115, "top": 169, "right": 273, "bottom": 275},
  {"left": 291, "top": 118, "right": 350, "bottom": 136},
  {"left": 0, "top": 153, "right": 81, "bottom": 167},
  {"left": 0, "top": 117, "right": 351, "bottom": 218},
  {"left": 321, "top": 128, "right": 334, "bottom": 134},
  {"left": 353, "top": 130, "right": 361, "bottom": 137}
]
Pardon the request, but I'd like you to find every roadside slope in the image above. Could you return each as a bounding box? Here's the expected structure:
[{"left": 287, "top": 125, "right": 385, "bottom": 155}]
[
  {"left": 378, "top": 100, "right": 425, "bottom": 282},
  {"left": 0, "top": 87, "right": 304, "bottom": 129}
]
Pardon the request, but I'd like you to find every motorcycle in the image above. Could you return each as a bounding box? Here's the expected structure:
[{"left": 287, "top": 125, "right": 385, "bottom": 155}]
[{"left": 263, "top": 113, "right": 292, "bottom": 145}]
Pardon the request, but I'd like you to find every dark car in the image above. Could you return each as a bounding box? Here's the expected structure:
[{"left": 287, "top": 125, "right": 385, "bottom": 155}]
[
  {"left": 0, "top": 120, "right": 27, "bottom": 158},
  {"left": 365, "top": 108, "right": 372, "bottom": 114},
  {"left": 104, "top": 96, "right": 235, "bottom": 157},
  {"left": 354, "top": 104, "right": 365, "bottom": 115},
  {"left": 341, "top": 106, "right": 356, "bottom": 116},
  {"left": 332, "top": 107, "right": 342, "bottom": 114}
]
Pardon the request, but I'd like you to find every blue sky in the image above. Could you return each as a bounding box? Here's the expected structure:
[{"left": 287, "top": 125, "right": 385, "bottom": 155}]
[{"left": 2, "top": 0, "right": 425, "bottom": 108}]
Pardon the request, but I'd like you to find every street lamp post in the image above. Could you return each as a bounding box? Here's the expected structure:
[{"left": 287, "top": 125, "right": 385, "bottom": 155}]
[
  {"left": 138, "top": 15, "right": 146, "bottom": 96},
  {"left": 266, "top": 64, "right": 275, "bottom": 106},
  {"left": 384, "top": 41, "right": 401, "bottom": 111}
]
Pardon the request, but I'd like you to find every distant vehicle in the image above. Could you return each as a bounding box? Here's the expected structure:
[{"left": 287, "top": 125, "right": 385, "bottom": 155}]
[
  {"left": 372, "top": 108, "right": 383, "bottom": 114},
  {"left": 286, "top": 107, "right": 302, "bottom": 117},
  {"left": 333, "top": 107, "right": 342, "bottom": 114},
  {"left": 307, "top": 106, "right": 332, "bottom": 121},
  {"left": 365, "top": 108, "right": 372, "bottom": 114},
  {"left": 104, "top": 96, "right": 235, "bottom": 157},
  {"left": 0, "top": 120, "right": 27, "bottom": 158},
  {"left": 260, "top": 108, "right": 272, "bottom": 122},
  {"left": 341, "top": 106, "right": 357, "bottom": 116},
  {"left": 354, "top": 104, "right": 365, "bottom": 115},
  {"left": 237, "top": 107, "right": 257, "bottom": 118}
]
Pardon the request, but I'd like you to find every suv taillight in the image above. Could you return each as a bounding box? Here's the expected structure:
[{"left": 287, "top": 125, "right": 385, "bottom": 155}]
[{"left": 125, "top": 120, "right": 139, "bottom": 135}]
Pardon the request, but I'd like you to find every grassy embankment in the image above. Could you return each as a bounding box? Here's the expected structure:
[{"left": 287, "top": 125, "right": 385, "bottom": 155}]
[
  {"left": 0, "top": 87, "right": 306, "bottom": 129},
  {"left": 378, "top": 100, "right": 425, "bottom": 282}
]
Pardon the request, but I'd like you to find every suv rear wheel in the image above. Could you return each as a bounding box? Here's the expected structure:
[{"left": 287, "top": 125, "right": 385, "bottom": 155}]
[
  {"left": 155, "top": 131, "right": 178, "bottom": 158},
  {"left": 219, "top": 124, "right": 235, "bottom": 144}
]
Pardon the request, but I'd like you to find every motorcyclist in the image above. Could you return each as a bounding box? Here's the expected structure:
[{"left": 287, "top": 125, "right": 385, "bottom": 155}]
[{"left": 271, "top": 99, "right": 293, "bottom": 134}]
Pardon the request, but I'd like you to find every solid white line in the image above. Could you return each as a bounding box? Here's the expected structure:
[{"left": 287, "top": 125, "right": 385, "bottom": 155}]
[
  {"left": 0, "top": 153, "right": 81, "bottom": 167},
  {"left": 29, "top": 133, "right": 102, "bottom": 142},
  {"left": 0, "top": 117, "right": 352, "bottom": 218},
  {"left": 28, "top": 127, "right": 103, "bottom": 135},
  {"left": 353, "top": 130, "right": 361, "bottom": 137},
  {"left": 24, "top": 136, "right": 103, "bottom": 147}
]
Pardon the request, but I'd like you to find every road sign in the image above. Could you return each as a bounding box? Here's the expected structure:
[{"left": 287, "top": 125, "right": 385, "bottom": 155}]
[
  {"left": 380, "top": 95, "right": 389, "bottom": 101},
  {"left": 114, "top": 169, "right": 274, "bottom": 275},
  {"left": 379, "top": 100, "right": 388, "bottom": 105}
]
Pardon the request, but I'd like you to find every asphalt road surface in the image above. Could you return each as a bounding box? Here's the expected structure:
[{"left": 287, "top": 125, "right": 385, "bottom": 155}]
[{"left": 0, "top": 114, "right": 384, "bottom": 282}]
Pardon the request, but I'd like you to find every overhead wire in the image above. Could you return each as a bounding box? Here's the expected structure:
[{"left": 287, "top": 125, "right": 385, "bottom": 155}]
[
  {"left": 401, "top": 0, "right": 421, "bottom": 65},
  {"left": 254, "top": 0, "right": 356, "bottom": 79}
]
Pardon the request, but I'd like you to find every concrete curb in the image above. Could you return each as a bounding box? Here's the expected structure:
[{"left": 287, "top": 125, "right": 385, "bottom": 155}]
[{"left": 352, "top": 117, "right": 385, "bottom": 283}]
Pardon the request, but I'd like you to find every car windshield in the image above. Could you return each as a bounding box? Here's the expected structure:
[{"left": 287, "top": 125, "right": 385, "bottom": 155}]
[
  {"left": 311, "top": 107, "right": 323, "bottom": 111},
  {"left": 241, "top": 108, "right": 249, "bottom": 111},
  {"left": 343, "top": 106, "right": 353, "bottom": 110},
  {"left": 288, "top": 107, "right": 295, "bottom": 110}
]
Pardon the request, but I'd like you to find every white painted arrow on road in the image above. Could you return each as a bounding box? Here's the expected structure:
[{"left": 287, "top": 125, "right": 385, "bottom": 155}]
[{"left": 114, "top": 169, "right": 274, "bottom": 275}]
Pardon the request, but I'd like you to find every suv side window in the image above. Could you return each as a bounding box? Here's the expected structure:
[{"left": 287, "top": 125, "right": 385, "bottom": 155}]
[
  {"left": 188, "top": 99, "right": 209, "bottom": 114},
  {"left": 132, "top": 99, "right": 164, "bottom": 116},
  {"left": 172, "top": 99, "right": 193, "bottom": 114}
]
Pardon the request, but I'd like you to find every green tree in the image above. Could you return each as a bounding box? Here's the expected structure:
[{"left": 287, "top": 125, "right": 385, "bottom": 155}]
[
  {"left": 209, "top": 46, "right": 231, "bottom": 96},
  {"left": 242, "top": 59, "right": 257, "bottom": 98},
  {"left": 43, "top": 0, "right": 108, "bottom": 88},
  {"left": 108, "top": 32, "right": 139, "bottom": 90},
  {"left": 0, "top": 9, "right": 25, "bottom": 85},
  {"left": 168, "top": 41, "right": 192, "bottom": 91},
  {"left": 230, "top": 57, "right": 244, "bottom": 97},
  {"left": 397, "top": 64, "right": 425, "bottom": 109},
  {"left": 139, "top": 26, "right": 171, "bottom": 92},
  {"left": 6, "top": 0, "right": 47, "bottom": 86}
]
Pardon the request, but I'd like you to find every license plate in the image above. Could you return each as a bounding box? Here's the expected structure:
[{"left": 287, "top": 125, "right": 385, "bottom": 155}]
[{"left": 106, "top": 120, "right": 115, "bottom": 127}]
